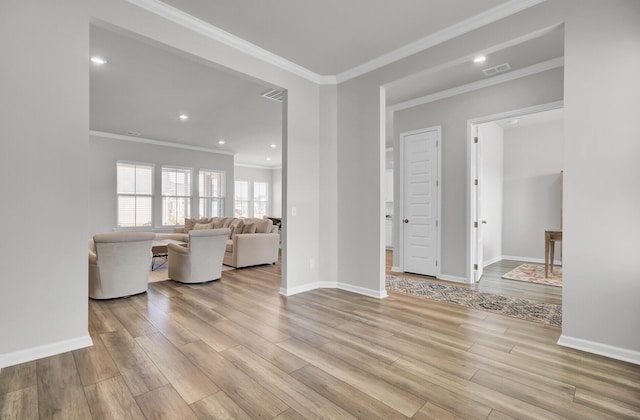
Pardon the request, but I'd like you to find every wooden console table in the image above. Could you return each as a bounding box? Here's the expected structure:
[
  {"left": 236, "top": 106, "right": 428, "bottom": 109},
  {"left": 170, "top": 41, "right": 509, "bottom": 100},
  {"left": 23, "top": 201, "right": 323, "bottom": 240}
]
[{"left": 544, "top": 229, "right": 562, "bottom": 277}]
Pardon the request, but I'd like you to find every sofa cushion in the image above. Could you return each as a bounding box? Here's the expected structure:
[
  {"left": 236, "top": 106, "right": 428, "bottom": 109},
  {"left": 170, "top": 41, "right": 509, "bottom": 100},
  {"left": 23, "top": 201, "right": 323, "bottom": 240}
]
[
  {"left": 184, "top": 217, "right": 214, "bottom": 232},
  {"left": 194, "top": 222, "right": 214, "bottom": 230},
  {"left": 225, "top": 239, "right": 233, "bottom": 253},
  {"left": 212, "top": 218, "right": 225, "bottom": 229},
  {"left": 242, "top": 222, "right": 257, "bottom": 234},
  {"left": 253, "top": 218, "right": 273, "bottom": 233}
]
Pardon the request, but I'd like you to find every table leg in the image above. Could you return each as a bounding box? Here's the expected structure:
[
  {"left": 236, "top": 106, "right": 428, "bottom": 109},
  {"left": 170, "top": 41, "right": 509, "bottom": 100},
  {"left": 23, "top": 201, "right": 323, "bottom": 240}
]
[
  {"left": 550, "top": 240, "right": 555, "bottom": 274},
  {"left": 544, "top": 232, "right": 550, "bottom": 278}
]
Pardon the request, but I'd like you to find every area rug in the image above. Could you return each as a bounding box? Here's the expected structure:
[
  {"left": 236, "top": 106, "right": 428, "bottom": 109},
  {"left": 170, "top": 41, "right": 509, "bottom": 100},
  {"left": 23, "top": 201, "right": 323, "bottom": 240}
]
[
  {"left": 502, "top": 263, "right": 562, "bottom": 287},
  {"left": 386, "top": 275, "right": 562, "bottom": 327}
]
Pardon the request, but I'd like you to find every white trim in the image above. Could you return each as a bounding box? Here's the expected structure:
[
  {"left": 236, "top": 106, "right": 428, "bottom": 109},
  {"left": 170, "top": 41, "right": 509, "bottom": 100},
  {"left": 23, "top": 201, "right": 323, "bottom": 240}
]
[
  {"left": 0, "top": 335, "right": 93, "bottom": 368},
  {"left": 234, "top": 163, "right": 282, "bottom": 170},
  {"left": 280, "top": 282, "right": 388, "bottom": 299},
  {"left": 437, "top": 274, "right": 468, "bottom": 284},
  {"left": 90, "top": 130, "right": 235, "bottom": 155},
  {"left": 390, "top": 57, "right": 564, "bottom": 112},
  {"left": 467, "top": 101, "right": 564, "bottom": 285},
  {"left": 337, "top": 283, "right": 388, "bottom": 299},
  {"left": 483, "top": 255, "right": 503, "bottom": 267},
  {"left": 391, "top": 266, "right": 402, "bottom": 272},
  {"left": 501, "top": 255, "right": 562, "bottom": 266},
  {"left": 557, "top": 335, "right": 640, "bottom": 366},
  {"left": 336, "top": 0, "right": 549, "bottom": 83},
  {"left": 126, "top": 0, "right": 335, "bottom": 85}
]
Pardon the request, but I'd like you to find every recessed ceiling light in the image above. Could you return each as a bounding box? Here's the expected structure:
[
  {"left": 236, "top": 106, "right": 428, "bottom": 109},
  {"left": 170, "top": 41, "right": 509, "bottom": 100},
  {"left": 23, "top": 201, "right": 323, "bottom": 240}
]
[
  {"left": 90, "top": 56, "right": 107, "bottom": 65},
  {"left": 266, "top": 157, "right": 271, "bottom": 161},
  {"left": 473, "top": 55, "right": 487, "bottom": 64},
  {"left": 270, "top": 144, "right": 277, "bottom": 148},
  {"left": 509, "top": 119, "right": 519, "bottom": 125},
  {"left": 218, "top": 140, "right": 225, "bottom": 145},
  {"left": 179, "top": 114, "right": 189, "bottom": 121}
]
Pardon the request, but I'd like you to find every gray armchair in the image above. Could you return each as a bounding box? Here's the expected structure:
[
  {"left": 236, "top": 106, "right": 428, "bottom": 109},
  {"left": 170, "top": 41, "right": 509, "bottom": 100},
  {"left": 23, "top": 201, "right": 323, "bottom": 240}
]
[
  {"left": 88, "top": 232, "right": 155, "bottom": 299},
  {"left": 168, "top": 228, "right": 230, "bottom": 283}
]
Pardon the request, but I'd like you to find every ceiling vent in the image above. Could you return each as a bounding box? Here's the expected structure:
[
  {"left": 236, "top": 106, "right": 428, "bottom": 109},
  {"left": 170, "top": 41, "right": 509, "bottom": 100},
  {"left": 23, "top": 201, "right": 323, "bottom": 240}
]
[
  {"left": 482, "top": 63, "right": 511, "bottom": 77},
  {"left": 261, "top": 88, "right": 284, "bottom": 102},
  {"left": 126, "top": 130, "right": 141, "bottom": 137}
]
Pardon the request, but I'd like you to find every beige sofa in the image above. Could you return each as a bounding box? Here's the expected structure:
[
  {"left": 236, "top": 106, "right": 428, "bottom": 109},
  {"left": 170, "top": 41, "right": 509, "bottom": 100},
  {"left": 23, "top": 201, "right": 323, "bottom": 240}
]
[{"left": 168, "top": 217, "right": 280, "bottom": 268}]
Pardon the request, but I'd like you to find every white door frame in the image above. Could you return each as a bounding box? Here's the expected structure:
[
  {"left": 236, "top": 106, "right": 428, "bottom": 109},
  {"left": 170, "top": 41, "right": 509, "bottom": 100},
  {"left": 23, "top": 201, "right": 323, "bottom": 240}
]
[
  {"left": 398, "top": 126, "right": 442, "bottom": 277},
  {"left": 466, "top": 100, "right": 563, "bottom": 283}
]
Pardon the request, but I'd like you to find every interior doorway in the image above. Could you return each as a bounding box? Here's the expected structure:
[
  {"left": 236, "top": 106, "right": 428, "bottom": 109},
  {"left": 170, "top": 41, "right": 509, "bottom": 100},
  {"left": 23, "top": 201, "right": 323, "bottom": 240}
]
[{"left": 468, "top": 102, "right": 563, "bottom": 304}]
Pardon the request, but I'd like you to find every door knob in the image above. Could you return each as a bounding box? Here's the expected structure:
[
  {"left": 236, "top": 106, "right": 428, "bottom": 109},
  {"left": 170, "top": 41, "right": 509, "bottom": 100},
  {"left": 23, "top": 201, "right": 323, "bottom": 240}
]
[
  {"left": 482, "top": 220, "right": 487, "bottom": 224},
  {"left": 403, "top": 219, "right": 409, "bottom": 223}
]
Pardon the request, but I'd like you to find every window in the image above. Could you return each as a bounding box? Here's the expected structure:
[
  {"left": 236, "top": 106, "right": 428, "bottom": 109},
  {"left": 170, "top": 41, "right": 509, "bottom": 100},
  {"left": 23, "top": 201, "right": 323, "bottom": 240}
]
[
  {"left": 253, "top": 181, "right": 269, "bottom": 219},
  {"left": 162, "top": 166, "right": 192, "bottom": 225},
  {"left": 199, "top": 170, "right": 225, "bottom": 217},
  {"left": 234, "top": 180, "right": 249, "bottom": 218},
  {"left": 117, "top": 162, "right": 153, "bottom": 227}
]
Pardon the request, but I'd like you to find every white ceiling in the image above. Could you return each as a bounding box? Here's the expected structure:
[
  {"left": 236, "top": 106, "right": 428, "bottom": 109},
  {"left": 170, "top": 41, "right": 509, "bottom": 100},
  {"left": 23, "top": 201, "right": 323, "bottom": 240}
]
[
  {"left": 161, "top": 0, "right": 510, "bottom": 76},
  {"left": 494, "top": 107, "right": 564, "bottom": 130},
  {"left": 90, "top": 25, "right": 283, "bottom": 168},
  {"left": 90, "top": 1, "right": 562, "bottom": 167}
]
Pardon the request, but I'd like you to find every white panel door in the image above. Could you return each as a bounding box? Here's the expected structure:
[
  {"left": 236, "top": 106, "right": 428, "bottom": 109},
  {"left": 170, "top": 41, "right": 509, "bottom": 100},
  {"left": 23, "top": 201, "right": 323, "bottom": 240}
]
[{"left": 402, "top": 130, "right": 438, "bottom": 276}]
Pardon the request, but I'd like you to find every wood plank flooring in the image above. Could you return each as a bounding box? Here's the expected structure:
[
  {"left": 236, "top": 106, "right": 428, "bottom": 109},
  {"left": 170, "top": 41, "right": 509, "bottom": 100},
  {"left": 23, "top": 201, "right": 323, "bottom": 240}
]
[{"left": 1, "top": 259, "right": 639, "bottom": 419}]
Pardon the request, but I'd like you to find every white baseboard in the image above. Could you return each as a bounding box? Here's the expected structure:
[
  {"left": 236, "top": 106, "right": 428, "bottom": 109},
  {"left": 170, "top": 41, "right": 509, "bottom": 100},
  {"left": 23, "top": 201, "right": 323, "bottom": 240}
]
[
  {"left": 557, "top": 334, "right": 640, "bottom": 366},
  {"left": 337, "top": 282, "right": 388, "bottom": 299},
  {"left": 280, "top": 281, "right": 387, "bottom": 299},
  {"left": 391, "top": 266, "right": 402, "bottom": 272},
  {"left": 483, "top": 255, "right": 503, "bottom": 267},
  {"left": 0, "top": 334, "right": 93, "bottom": 368},
  {"left": 501, "top": 255, "right": 562, "bottom": 266},
  {"left": 437, "top": 273, "right": 469, "bottom": 284}
]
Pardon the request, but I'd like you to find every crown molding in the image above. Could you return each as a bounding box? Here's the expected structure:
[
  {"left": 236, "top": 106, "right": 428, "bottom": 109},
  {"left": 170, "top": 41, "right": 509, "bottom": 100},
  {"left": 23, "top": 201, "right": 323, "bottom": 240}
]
[
  {"left": 234, "top": 162, "right": 282, "bottom": 170},
  {"left": 336, "top": 0, "right": 548, "bottom": 83},
  {"left": 389, "top": 56, "right": 564, "bottom": 113},
  {"left": 126, "top": 0, "right": 335, "bottom": 85},
  {"left": 90, "top": 130, "right": 235, "bottom": 155}
]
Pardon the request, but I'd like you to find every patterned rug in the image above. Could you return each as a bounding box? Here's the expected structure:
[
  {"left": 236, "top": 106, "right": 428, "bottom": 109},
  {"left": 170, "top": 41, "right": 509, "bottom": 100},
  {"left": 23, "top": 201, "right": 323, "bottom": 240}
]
[
  {"left": 386, "top": 275, "right": 562, "bottom": 327},
  {"left": 502, "top": 263, "right": 562, "bottom": 287}
]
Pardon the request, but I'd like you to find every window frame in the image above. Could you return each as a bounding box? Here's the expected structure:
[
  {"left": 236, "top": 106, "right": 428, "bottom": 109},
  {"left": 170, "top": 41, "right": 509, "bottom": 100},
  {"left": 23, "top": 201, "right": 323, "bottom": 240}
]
[
  {"left": 234, "top": 180, "right": 250, "bottom": 218},
  {"left": 198, "top": 169, "right": 226, "bottom": 218},
  {"left": 116, "top": 161, "right": 154, "bottom": 228},
  {"left": 253, "top": 181, "right": 269, "bottom": 219},
  {"left": 161, "top": 165, "right": 193, "bottom": 226}
]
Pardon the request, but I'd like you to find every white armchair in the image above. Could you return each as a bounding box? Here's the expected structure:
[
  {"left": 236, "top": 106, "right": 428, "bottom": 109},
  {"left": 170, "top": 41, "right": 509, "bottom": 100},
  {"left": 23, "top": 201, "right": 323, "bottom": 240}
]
[
  {"left": 168, "top": 228, "right": 230, "bottom": 283},
  {"left": 89, "top": 232, "right": 155, "bottom": 299}
]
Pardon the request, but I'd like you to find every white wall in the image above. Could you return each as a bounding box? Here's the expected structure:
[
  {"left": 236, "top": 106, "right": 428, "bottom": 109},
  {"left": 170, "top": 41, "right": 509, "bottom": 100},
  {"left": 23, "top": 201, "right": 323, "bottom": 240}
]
[
  {"left": 271, "top": 168, "right": 283, "bottom": 217},
  {"left": 502, "top": 120, "right": 563, "bottom": 262},
  {"left": 393, "top": 69, "right": 564, "bottom": 276},
  {"left": 89, "top": 135, "right": 235, "bottom": 236},
  {"left": 0, "top": 0, "right": 91, "bottom": 366},
  {"left": 478, "top": 122, "right": 504, "bottom": 266},
  {"left": 560, "top": 0, "right": 640, "bottom": 361}
]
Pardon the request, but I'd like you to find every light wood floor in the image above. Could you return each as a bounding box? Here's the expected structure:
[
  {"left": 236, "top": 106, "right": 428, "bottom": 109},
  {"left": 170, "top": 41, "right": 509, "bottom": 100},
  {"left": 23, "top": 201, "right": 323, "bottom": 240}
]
[{"left": 2, "top": 261, "right": 639, "bottom": 419}]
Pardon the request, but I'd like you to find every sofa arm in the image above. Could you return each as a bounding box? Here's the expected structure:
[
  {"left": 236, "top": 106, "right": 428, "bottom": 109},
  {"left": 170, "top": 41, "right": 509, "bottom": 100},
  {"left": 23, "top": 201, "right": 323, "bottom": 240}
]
[
  {"left": 88, "top": 250, "right": 97, "bottom": 265},
  {"left": 168, "top": 242, "right": 189, "bottom": 255},
  {"left": 173, "top": 227, "right": 186, "bottom": 233},
  {"left": 231, "top": 233, "right": 280, "bottom": 267}
]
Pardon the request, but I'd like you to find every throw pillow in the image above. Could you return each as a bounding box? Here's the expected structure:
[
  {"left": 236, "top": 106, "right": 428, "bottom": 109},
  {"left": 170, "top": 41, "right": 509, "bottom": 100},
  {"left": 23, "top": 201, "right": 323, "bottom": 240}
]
[
  {"left": 183, "top": 218, "right": 197, "bottom": 232},
  {"left": 242, "top": 222, "right": 256, "bottom": 234},
  {"left": 230, "top": 220, "right": 244, "bottom": 238},
  {"left": 193, "top": 222, "right": 214, "bottom": 230}
]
